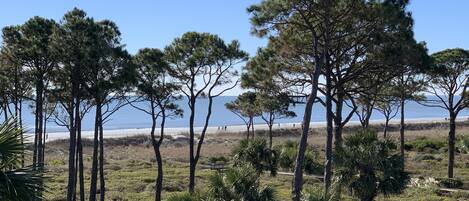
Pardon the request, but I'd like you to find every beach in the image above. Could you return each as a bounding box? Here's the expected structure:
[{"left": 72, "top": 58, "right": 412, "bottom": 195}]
[{"left": 40, "top": 116, "right": 469, "bottom": 141}]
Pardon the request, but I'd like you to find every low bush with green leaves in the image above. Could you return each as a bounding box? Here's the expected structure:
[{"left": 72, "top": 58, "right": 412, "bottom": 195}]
[
  {"left": 334, "top": 129, "right": 409, "bottom": 201},
  {"left": 0, "top": 119, "right": 44, "bottom": 201},
  {"left": 232, "top": 138, "right": 278, "bottom": 176},
  {"left": 405, "top": 137, "right": 446, "bottom": 153},
  {"left": 436, "top": 178, "right": 464, "bottom": 189},
  {"left": 275, "top": 140, "right": 323, "bottom": 175},
  {"left": 457, "top": 136, "right": 469, "bottom": 154},
  {"left": 207, "top": 164, "right": 277, "bottom": 201}
]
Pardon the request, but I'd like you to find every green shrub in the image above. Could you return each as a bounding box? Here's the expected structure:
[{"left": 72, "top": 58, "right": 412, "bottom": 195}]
[
  {"left": 436, "top": 178, "right": 464, "bottom": 189},
  {"left": 406, "top": 137, "right": 446, "bottom": 153},
  {"left": 457, "top": 136, "right": 469, "bottom": 154},
  {"left": 167, "top": 191, "right": 204, "bottom": 201},
  {"left": 275, "top": 140, "right": 323, "bottom": 175},
  {"left": 232, "top": 138, "right": 278, "bottom": 176},
  {"left": 207, "top": 164, "right": 277, "bottom": 201},
  {"left": 208, "top": 156, "right": 229, "bottom": 164},
  {"left": 334, "top": 129, "right": 409, "bottom": 201}
]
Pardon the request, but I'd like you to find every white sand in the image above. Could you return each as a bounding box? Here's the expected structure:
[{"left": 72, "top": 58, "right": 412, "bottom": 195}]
[{"left": 39, "top": 116, "right": 469, "bottom": 141}]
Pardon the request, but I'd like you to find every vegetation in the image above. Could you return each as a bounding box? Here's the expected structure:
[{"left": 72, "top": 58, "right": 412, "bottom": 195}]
[
  {"left": 334, "top": 130, "right": 409, "bottom": 201},
  {"left": 232, "top": 138, "right": 277, "bottom": 176},
  {"left": 0, "top": 1, "right": 468, "bottom": 201},
  {"left": 0, "top": 120, "right": 43, "bottom": 201}
]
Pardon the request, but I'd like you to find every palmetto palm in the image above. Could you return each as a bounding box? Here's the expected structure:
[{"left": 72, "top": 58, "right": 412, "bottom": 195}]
[
  {"left": 232, "top": 138, "right": 278, "bottom": 176},
  {"left": 207, "top": 164, "right": 276, "bottom": 201},
  {"left": 334, "top": 129, "right": 409, "bottom": 201},
  {"left": 0, "top": 119, "right": 43, "bottom": 201}
]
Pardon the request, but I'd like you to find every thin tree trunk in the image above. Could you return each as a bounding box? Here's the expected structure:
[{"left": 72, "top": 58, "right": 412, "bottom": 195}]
[
  {"left": 251, "top": 117, "right": 255, "bottom": 138},
  {"left": 324, "top": 63, "right": 333, "bottom": 193},
  {"left": 19, "top": 100, "right": 24, "bottom": 167},
  {"left": 89, "top": 102, "right": 101, "bottom": 201},
  {"left": 191, "top": 96, "right": 215, "bottom": 193},
  {"left": 268, "top": 123, "right": 273, "bottom": 149},
  {"left": 77, "top": 113, "right": 85, "bottom": 201},
  {"left": 334, "top": 94, "right": 344, "bottom": 147},
  {"left": 188, "top": 97, "right": 196, "bottom": 193},
  {"left": 292, "top": 63, "right": 320, "bottom": 201},
  {"left": 448, "top": 112, "right": 456, "bottom": 178},
  {"left": 36, "top": 83, "right": 44, "bottom": 169},
  {"left": 99, "top": 116, "right": 105, "bottom": 201},
  {"left": 399, "top": 97, "right": 405, "bottom": 166},
  {"left": 383, "top": 118, "right": 389, "bottom": 138},
  {"left": 292, "top": 90, "right": 316, "bottom": 201},
  {"left": 67, "top": 100, "right": 77, "bottom": 201},
  {"left": 153, "top": 104, "right": 166, "bottom": 201}
]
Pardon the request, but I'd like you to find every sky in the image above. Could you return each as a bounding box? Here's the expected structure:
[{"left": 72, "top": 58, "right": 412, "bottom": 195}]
[{"left": 1, "top": 0, "right": 468, "bottom": 95}]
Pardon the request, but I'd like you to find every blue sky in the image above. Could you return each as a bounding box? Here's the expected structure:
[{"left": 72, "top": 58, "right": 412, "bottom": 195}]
[{"left": 1, "top": 0, "right": 468, "bottom": 95}]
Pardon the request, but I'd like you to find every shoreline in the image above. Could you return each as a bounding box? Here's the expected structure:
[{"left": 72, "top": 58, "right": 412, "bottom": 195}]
[{"left": 39, "top": 116, "right": 469, "bottom": 141}]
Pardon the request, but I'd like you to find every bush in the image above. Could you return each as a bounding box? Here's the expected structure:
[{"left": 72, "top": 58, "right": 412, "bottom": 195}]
[
  {"left": 406, "top": 137, "right": 446, "bottom": 153},
  {"left": 303, "top": 185, "right": 337, "bottom": 201},
  {"left": 167, "top": 191, "right": 205, "bottom": 201},
  {"left": 457, "top": 136, "right": 469, "bottom": 154},
  {"left": 207, "top": 164, "right": 277, "bottom": 201},
  {"left": 436, "top": 178, "right": 464, "bottom": 189},
  {"left": 208, "top": 156, "right": 229, "bottom": 164},
  {"left": 334, "top": 129, "right": 409, "bottom": 201},
  {"left": 275, "top": 140, "right": 323, "bottom": 175},
  {"left": 232, "top": 138, "right": 278, "bottom": 176}
]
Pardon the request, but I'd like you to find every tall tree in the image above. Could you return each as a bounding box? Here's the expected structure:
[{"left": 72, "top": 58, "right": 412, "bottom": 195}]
[
  {"left": 2, "top": 17, "right": 58, "bottom": 173},
  {"left": 225, "top": 91, "right": 261, "bottom": 139},
  {"left": 132, "top": 48, "right": 182, "bottom": 201},
  {"left": 0, "top": 50, "right": 31, "bottom": 167},
  {"left": 87, "top": 23, "right": 132, "bottom": 201},
  {"left": 247, "top": 1, "right": 329, "bottom": 198},
  {"left": 165, "top": 32, "right": 248, "bottom": 193},
  {"left": 256, "top": 92, "right": 295, "bottom": 148},
  {"left": 375, "top": 88, "right": 400, "bottom": 138},
  {"left": 391, "top": 41, "right": 429, "bottom": 163},
  {"left": 51, "top": 8, "right": 94, "bottom": 201},
  {"left": 423, "top": 48, "right": 469, "bottom": 178}
]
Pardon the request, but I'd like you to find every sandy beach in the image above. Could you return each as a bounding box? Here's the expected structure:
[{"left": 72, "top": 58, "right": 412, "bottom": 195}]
[{"left": 39, "top": 116, "right": 469, "bottom": 141}]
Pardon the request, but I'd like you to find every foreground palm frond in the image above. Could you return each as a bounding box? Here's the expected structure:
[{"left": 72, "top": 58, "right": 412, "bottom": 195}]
[{"left": 0, "top": 119, "right": 44, "bottom": 201}]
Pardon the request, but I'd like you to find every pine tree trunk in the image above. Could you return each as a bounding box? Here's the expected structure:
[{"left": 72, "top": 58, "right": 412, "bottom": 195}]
[
  {"left": 67, "top": 100, "right": 77, "bottom": 201},
  {"left": 77, "top": 114, "right": 85, "bottom": 201},
  {"left": 334, "top": 94, "right": 344, "bottom": 147},
  {"left": 251, "top": 117, "right": 255, "bottom": 138},
  {"left": 188, "top": 98, "right": 196, "bottom": 193},
  {"left": 153, "top": 105, "right": 165, "bottom": 201},
  {"left": 399, "top": 97, "right": 405, "bottom": 166},
  {"left": 268, "top": 124, "right": 273, "bottom": 149},
  {"left": 384, "top": 118, "right": 389, "bottom": 138},
  {"left": 90, "top": 101, "right": 101, "bottom": 201},
  {"left": 448, "top": 113, "right": 456, "bottom": 178},
  {"left": 99, "top": 117, "right": 105, "bottom": 201},
  {"left": 324, "top": 66, "right": 333, "bottom": 193}
]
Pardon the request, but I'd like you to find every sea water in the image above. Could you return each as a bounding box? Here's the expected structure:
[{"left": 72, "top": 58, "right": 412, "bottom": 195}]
[{"left": 7, "top": 96, "right": 469, "bottom": 133}]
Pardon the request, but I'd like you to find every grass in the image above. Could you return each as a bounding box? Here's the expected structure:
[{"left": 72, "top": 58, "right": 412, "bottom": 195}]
[{"left": 41, "top": 125, "right": 469, "bottom": 200}]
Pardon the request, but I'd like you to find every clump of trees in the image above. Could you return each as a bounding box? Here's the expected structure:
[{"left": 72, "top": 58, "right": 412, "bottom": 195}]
[{"left": 2, "top": 1, "right": 469, "bottom": 200}]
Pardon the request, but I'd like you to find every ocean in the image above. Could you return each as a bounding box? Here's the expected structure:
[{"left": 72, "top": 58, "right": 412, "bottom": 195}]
[{"left": 8, "top": 96, "right": 469, "bottom": 133}]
